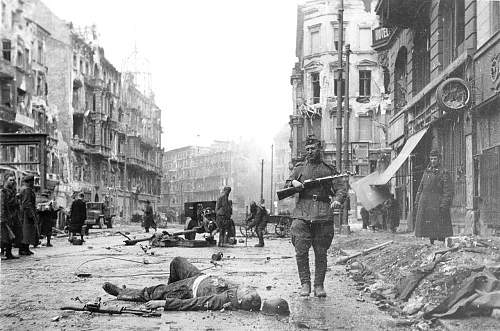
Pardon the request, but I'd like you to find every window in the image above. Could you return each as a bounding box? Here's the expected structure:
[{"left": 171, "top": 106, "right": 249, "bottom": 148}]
[
  {"left": 413, "top": 4, "right": 431, "bottom": 96},
  {"left": 359, "top": 27, "right": 371, "bottom": 50},
  {"left": 333, "top": 27, "right": 346, "bottom": 51},
  {"left": 16, "top": 48, "right": 23, "bottom": 67},
  {"left": 310, "top": 30, "right": 320, "bottom": 54},
  {"left": 73, "top": 54, "right": 77, "bottom": 68},
  {"left": 492, "top": 1, "right": 500, "bottom": 34},
  {"left": 37, "top": 41, "right": 43, "bottom": 64},
  {"left": 359, "top": 70, "right": 371, "bottom": 97},
  {"left": 311, "top": 72, "right": 320, "bottom": 104},
  {"left": 359, "top": 116, "right": 372, "bottom": 141},
  {"left": 394, "top": 47, "right": 407, "bottom": 110},
  {"left": 1, "top": 80, "right": 12, "bottom": 106},
  {"left": 441, "top": 0, "right": 465, "bottom": 66},
  {"left": 24, "top": 47, "right": 29, "bottom": 68},
  {"left": 334, "top": 78, "right": 345, "bottom": 96},
  {"left": 2, "top": 39, "right": 10, "bottom": 61}
]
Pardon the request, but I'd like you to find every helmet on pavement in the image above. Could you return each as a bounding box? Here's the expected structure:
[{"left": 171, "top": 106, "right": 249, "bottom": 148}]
[{"left": 261, "top": 298, "right": 290, "bottom": 316}]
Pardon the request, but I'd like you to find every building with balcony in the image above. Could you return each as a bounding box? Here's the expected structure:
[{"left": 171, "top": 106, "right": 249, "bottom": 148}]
[
  {"left": 0, "top": 1, "right": 164, "bottom": 218},
  {"left": 289, "top": 0, "right": 389, "bottom": 176},
  {"left": 371, "top": 0, "right": 498, "bottom": 234},
  {"left": 0, "top": 0, "right": 61, "bottom": 191}
]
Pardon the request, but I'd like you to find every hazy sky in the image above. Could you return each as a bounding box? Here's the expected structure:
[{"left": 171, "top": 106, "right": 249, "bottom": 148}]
[{"left": 42, "top": 0, "right": 299, "bottom": 151}]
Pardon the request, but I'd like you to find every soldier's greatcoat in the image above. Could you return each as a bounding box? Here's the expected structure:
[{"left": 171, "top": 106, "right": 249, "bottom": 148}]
[
  {"left": 20, "top": 185, "right": 38, "bottom": 245},
  {"left": 414, "top": 165, "right": 453, "bottom": 239}
]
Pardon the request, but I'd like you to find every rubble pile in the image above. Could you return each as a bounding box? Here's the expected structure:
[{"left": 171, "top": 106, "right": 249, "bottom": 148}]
[{"left": 332, "top": 232, "right": 500, "bottom": 326}]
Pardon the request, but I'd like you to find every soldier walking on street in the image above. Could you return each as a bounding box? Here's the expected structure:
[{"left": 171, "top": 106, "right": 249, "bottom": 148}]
[
  {"left": 245, "top": 201, "right": 267, "bottom": 247},
  {"left": 414, "top": 149, "right": 453, "bottom": 244},
  {"left": 215, "top": 186, "right": 232, "bottom": 247},
  {"left": 285, "top": 135, "right": 346, "bottom": 297},
  {"left": 143, "top": 200, "right": 156, "bottom": 233}
]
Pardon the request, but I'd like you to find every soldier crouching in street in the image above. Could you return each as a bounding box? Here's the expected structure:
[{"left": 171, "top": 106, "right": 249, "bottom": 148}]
[
  {"left": 102, "top": 256, "right": 290, "bottom": 315},
  {"left": 285, "top": 135, "right": 346, "bottom": 297},
  {"left": 245, "top": 201, "right": 267, "bottom": 247}
]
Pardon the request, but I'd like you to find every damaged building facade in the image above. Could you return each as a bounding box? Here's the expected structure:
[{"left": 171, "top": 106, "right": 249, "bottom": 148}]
[
  {"left": 0, "top": 0, "right": 60, "bottom": 190},
  {"left": 1, "top": 0, "right": 163, "bottom": 220},
  {"left": 373, "top": 0, "right": 500, "bottom": 235},
  {"left": 289, "top": 0, "right": 389, "bottom": 175},
  {"left": 161, "top": 140, "right": 263, "bottom": 221}
]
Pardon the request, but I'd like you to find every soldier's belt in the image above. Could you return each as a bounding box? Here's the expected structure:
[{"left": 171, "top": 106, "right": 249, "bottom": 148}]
[{"left": 300, "top": 195, "right": 330, "bottom": 203}]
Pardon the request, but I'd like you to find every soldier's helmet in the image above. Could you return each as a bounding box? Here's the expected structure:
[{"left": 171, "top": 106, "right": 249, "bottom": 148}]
[
  {"left": 261, "top": 298, "right": 291, "bottom": 316},
  {"left": 305, "top": 134, "right": 321, "bottom": 147},
  {"left": 23, "top": 174, "right": 35, "bottom": 183}
]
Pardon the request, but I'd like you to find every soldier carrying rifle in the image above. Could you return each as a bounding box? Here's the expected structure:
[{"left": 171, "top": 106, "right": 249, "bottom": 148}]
[{"left": 283, "top": 135, "right": 346, "bottom": 297}]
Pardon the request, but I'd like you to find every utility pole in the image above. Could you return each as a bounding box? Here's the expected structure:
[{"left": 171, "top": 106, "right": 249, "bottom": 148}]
[
  {"left": 336, "top": 0, "right": 344, "bottom": 171},
  {"left": 270, "top": 144, "right": 274, "bottom": 215},
  {"left": 260, "top": 159, "right": 264, "bottom": 204},
  {"left": 343, "top": 44, "right": 351, "bottom": 172}
]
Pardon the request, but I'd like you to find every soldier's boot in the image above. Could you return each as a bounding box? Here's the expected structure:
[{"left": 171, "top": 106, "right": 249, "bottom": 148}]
[
  {"left": 314, "top": 253, "right": 327, "bottom": 297},
  {"left": 296, "top": 254, "right": 311, "bottom": 296},
  {"left": 218, "top": 232, "right": 224, "bottom": 247},
  {"left": 5, "top": 245, "right": 19, "bottom": 259},
  {"left": 255, "top": 232, "right": 264, "bottom": 247},
  {"left": 314, "top": 284, "right": 326, "bottom": 297},
  {"left": 300, "top": 282, "right": 311, "bottom": 296},
  {"left": 103, "top": 283, "right": 143, "bottom": 301}
]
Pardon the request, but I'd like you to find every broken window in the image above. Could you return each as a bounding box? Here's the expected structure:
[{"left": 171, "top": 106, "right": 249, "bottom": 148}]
[
  {"left": 311, "top": 72, "right": 320, "bottom": 104},
  {"left": 359, "top": 70, "right": 371, "bottom": 97},
  {"left": 394, "top": 47, "right": 407, "bottom": 110},
  {"left": 16, "top": 48, "right": 23, "bottom": 67},
  {"left": 2, "top": 39, "right": 10, "bottom": 61}
]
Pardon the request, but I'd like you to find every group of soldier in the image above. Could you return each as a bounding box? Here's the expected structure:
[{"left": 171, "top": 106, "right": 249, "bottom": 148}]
[{"left": 0, "top": 173, "right": 57, "bottom": 259}]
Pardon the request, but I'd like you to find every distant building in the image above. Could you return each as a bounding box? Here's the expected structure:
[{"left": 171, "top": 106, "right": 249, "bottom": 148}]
[
  {"left": 0, "top": 1, "right": 163, "bottom": 220},
  {"left": 289, "top": 0, "right": 389, "bottom": 176},
  {"left": 161, "top": 140, "right": 262, "bottom": 221}
]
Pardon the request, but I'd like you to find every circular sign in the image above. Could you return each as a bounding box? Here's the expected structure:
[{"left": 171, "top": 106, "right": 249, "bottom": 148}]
[{"left": 436, "top": 78, "right": 470, "bottom": 112}]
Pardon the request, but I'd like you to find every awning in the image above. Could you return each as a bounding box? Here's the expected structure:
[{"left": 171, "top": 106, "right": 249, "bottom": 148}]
[
  {"left": 371, "top": 127, "right": 428, "bottom": 186},
  {"left": 351, "top": 172, "right": 391, "bottom": 210}
]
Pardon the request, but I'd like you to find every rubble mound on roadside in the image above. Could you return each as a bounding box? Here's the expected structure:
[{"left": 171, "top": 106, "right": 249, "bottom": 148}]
[{"left": 331, "top": 232, "right": 500, "bottom": 325}]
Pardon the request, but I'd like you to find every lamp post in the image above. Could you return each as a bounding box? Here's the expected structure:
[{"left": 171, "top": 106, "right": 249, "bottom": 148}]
[
  {"left": 343, "top": 44, "right": 351, "bottom": 171},
  {"left": 335, "top": 0, "right": 345, "bottom": 170}
]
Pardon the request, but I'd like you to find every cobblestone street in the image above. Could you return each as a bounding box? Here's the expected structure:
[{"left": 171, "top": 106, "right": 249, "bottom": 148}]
[{"left": 1, "top": 223, "right": 402, "bottom": 331}]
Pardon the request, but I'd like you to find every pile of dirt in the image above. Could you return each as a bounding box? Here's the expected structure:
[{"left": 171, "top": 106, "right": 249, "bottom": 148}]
[{"left": 330, "top": 232, "right": 500, "bottom": 328}]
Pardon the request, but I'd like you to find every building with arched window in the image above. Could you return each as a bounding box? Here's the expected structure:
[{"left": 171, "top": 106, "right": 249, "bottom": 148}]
[{"left": 373, "top": 0, "right": 499, "bottom": 235}]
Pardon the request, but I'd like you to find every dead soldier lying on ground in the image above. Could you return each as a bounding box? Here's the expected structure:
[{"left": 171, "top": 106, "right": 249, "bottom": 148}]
[{"left": 102, "top": 256, "right": 290, "bottom": 315}]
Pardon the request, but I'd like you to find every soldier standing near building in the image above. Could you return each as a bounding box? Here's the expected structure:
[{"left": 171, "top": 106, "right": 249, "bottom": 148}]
[
  {"left": 1, "top": 172, "right": 22, "bottom": 259},
  {"left": 285, "top": 135, "right": 346, "bottom": 297},
  {"left": 19, "top": 175, "right": 38, "bottom": 255},
  {"left": 69, "top": 193, "right": 87, "bottom": 242},
  {"left": 414, "top": 149, "right": 453, "bottom": 244},
  {"left": 215, "top": 186, "right": 231, "bottom": 247}
]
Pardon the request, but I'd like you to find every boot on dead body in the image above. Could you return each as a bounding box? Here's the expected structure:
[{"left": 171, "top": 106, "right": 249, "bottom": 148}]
[{"left": 103, "top": 282, "right": 143, "bottom": 301}]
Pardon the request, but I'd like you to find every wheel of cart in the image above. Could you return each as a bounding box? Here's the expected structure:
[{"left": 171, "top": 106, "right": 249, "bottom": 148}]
[{"left": 274, "top": 216, "right": 292, "bottom": 238}]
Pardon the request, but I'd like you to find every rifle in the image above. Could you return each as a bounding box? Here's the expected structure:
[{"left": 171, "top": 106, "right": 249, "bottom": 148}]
[
  {"left": 61, "top": 298, "right": 161, "bottom": 317},
  {"left": 276, "top": 173, "right": 350, "bottom": 201}
]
